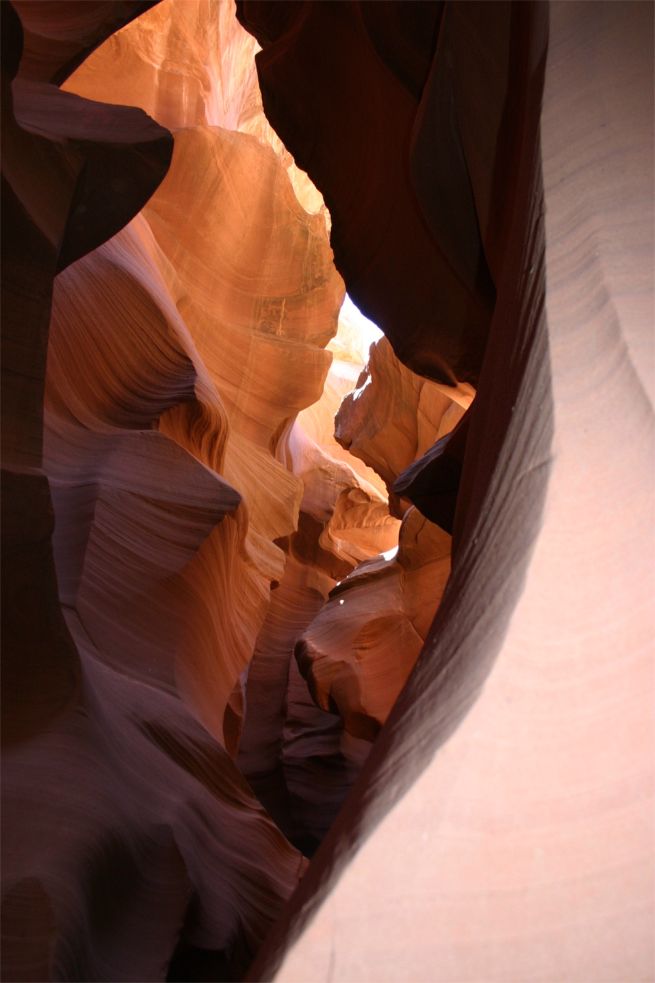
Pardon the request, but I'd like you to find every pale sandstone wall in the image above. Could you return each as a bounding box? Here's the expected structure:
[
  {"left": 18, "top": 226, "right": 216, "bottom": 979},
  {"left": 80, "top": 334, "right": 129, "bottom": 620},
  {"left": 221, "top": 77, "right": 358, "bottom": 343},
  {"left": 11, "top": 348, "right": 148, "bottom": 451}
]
[{"left": 245, "top": 3, "right": 654, "bottom": 980}]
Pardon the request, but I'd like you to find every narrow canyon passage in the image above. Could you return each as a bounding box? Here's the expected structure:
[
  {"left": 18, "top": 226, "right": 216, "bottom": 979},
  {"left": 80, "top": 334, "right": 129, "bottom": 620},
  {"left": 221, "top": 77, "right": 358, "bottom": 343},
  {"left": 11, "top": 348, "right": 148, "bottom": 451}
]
[
  {"left": 4, "top": 1, "right": 475, "bottom": 976},
  {"left": 2, "top": 1, "right": 652, "bottom": 982},
  {"left": 46, "top": 0, "right": 472, "bottom": 865}
]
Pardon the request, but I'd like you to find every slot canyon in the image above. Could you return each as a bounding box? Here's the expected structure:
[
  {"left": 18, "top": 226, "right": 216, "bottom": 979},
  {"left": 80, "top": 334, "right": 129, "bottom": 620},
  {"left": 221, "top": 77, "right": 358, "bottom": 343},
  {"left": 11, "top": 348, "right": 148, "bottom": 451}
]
[{"left": 1, "top": 1, "right": 653, "bottom": 981}]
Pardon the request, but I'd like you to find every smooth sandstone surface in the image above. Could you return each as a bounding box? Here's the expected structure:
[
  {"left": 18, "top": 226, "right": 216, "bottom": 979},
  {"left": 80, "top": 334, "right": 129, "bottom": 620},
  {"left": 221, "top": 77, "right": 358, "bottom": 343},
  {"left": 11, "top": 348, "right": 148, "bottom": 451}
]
[
  {"left": 5, "top": 0, "right": 461, "bottom": 976},
  {"left": 335, "top": 335, "right": 473, "bottom": 496},
  {"left": 237, "top": 0, "right": 495, "bottom": 384},
  {"left": 241, "top": 3, "right": 654, "bottom": 981},
  {"left": 297, "top": 508, "right": 452, "bottom": 741},
  {"left": 296, "top": 335, "right": 470, "bottom": 743},
  {"left": 3, "top": 0, "right": 333, "bottom": 977},
  {"left": 3, "top": 0, "right": 652, "bottom": 980}
]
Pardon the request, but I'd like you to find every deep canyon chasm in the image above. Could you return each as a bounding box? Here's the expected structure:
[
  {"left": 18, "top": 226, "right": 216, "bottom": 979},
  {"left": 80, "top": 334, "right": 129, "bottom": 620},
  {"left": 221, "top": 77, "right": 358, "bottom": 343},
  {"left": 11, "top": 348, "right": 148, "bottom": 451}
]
[{"left": 1, "top": 1, "right": 653, "bottom": 982}]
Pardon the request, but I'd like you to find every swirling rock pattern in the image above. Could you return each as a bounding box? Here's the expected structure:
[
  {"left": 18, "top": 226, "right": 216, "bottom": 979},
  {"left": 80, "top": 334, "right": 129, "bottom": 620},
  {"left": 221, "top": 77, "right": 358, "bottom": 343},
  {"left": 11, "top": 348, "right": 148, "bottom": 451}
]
[
  {"left": 5, "top": 1, "right": 652, "bottom": 982},
  {"left": 1, "top": 0, "right": 172, "bottom": 758},
  {"left": 241, "top": 4, "right": 654, "bottom": 983},
  {"left": 336, "top": 335, "right": 473, "bottom": 509},
  {"left": 236, "top": 0, "right": 496, "bottom": 384},
  {"left": 62, "top": 0, "right": 326, "bottom": 216},
  {"left": 294, "top": 334, "right": 470, "bottom": 743},
  {"left": 238, "top": 312, "right": 400, "bottom": 854},
  {"left": 297, "top": 508, "right": 451, "bottom": 741},
  {"left": 15, "top": 0, "right": 439, "bottom": 975},
  {"left": 3, "top": 0, "right": 345, "bottom": 978}
]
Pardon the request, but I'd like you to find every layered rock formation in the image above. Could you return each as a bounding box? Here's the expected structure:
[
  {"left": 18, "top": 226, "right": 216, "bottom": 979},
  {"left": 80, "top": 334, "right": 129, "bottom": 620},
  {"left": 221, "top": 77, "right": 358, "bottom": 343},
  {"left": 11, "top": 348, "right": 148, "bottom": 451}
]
[
  {"left": 4, "top": 1, "right": 325, "bottom": 977},
  {"left": 3, "top": 0, "right": 653, "bottom": 981},
  {"left": 236, "top": 3, "right": 655, "bottom": 982},
  {"left": 237, "top": 0, "right": 496, "bottom": 385},
  {"left": 5, "top": 0, "right": 467, "bottom": 975},
  {"left": 237, "top": 315, "right": 470, "bottom": 849},
  {"left": 293, "top": 336, "right": 472, "bottom": 743},
  {"left": 296, "top": 508, "right": 451, "bottom": 742}
]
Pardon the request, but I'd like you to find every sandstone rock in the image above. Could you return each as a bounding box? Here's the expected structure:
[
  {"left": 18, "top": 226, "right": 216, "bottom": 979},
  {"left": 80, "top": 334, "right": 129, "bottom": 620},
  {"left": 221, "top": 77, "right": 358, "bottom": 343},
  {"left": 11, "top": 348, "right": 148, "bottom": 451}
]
[
  {"left": 244, "top": 5, "right": 654, "bottom": 982},
  {"left": 1, "top": 0, "right": 171, "bottom": 752},
  {"left": 297, "top": 508, "right": 451, "bottom": 741},
  {"left": 289, "top": 331, "right": 470, "bottom": 744},
  {"left": 63, "top": 0, "right": 326, "bottom": 217},
  {"left": 5, "top": 1, "right": 651, "bottom": 981},
  {"left": 335, "top": 334, "right": 473, "bottom": 496},
  {"left": 392, "top": 410, "right": 471, "bottom": 533},
  {"left": 3, "top": 0, "right": 333, "bottom": 975},
  {"left": 236, "top": 0, "right": 496, "bottom": 383},
  {"left": 1, "top": 0, "right": 172, "bottom": 472},
  {"left": 11, "top": 0, "right": 160, "bottom": 85},
  {"left": 238, "top": 311, "right": 400, "bottom": 853}
]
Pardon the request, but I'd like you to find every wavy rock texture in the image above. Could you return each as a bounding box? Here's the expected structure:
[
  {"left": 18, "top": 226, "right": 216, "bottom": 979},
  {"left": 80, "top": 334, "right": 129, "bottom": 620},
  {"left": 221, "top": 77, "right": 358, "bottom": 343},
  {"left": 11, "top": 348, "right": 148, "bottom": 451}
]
[
  {"left": 42, "top": 10, "right": 352, "bottom": 976},
  {"left": 53, "top": 0, "right": 346, "bottom": 741},
  {"left": 5, "top": 1, "right": 652, "bottom": 981},
  {"left": 1, "top": 0, "right": 171, "bottom": 759},
  {"left": 61, "top": 0, "right": 326, "bottom": 216},
  {"left": 3, "top": 0, "right": 349, "bottom": 979},
  {"left": 11, "top": 0, "right": 162, "bottom": 85},
  {"left": 238, "top": 313, "right": 400, "bottom": 854},
  {"left": 22, "top": 0, "right": 435, "bottom": 975},
  {"left": 237, "top": 0, "right": 496, "bottom": 384},
  {"left": 294, "top": 336, "right": 472, "bottom": 742},
  {"left": 336, "top": 335, "right": 473, "bottom": 508},
  {"left": 238, "top": 3, "right": 654, "bottom": 982},
  {"left": 297, "top": 507, "right": 451, "bottom": 742}
]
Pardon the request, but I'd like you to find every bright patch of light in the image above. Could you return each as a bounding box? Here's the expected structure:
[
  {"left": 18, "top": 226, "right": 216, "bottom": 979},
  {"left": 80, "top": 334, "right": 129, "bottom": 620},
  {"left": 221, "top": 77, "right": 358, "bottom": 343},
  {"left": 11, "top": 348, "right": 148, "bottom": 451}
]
[
  {"left": 337, "top": 294, "right": 383, "bottom": 363},
  {"left": 382, "top": 546, "right": 399, "bottom": 562},
  {"left": 339, "top": 598, "right": 345, "bottom": 605},
  {"left": 341, "top": 294, "right": 382, "bottom": 341},
  {"left": 351, "top": 373, "right": 372, "bottom": 402}
]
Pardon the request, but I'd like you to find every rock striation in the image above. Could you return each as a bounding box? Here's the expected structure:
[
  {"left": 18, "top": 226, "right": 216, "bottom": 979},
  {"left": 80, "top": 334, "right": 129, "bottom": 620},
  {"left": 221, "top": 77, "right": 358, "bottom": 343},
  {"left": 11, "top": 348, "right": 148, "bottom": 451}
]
[
  {"left": 294, "top": 336, "right": 472, "bottom": 743},
  {"left": 3, "top": 1, "right": 653, "bottom": 981},
  {"left": 7, "top": 0, "right": 461, "bottom": 975},
  {"left": 236, "top": 0, "right": 496, "bottom": 385},
  {"left": 238, "top": 313, "right": 401, "bottom": 854},
  {"left": 296, "top": 508, "right": 451, "bottom": 742},
  {"left": 3, "top": 0, "right": 343, "bottom": 977},
  {"left": 237, "top": 3, "right": 654, "bottom": 983}
]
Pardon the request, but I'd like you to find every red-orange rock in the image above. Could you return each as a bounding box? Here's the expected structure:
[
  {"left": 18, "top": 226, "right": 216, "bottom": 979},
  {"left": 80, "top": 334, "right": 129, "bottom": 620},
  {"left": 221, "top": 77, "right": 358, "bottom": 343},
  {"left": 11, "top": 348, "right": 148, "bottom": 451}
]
[
  {"left": 3, "top": 0, "right": 327, "bottom": 975},
  {"left": 297, "top": 507, "right": 451, "bottom": 740},
  {"left": 237, "top": 0, "right": 496, "bottom": 384},
  {"left": 244, "top": 5, "right": 654, "bottom": 983},
  {"left": 5, "top": 2, "right": 651, "bottom": 981},
  {"left": 238, "top": 310, "right": 400, "bottom": 852},
  {"left": 335, "top": 335, "right": 473, "bottom": 494}
]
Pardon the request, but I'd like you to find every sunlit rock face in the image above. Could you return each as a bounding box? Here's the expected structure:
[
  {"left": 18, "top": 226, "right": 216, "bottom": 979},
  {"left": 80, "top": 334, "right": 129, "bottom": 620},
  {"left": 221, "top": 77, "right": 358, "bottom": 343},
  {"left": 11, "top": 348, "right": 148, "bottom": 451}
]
[
  {"left": 237, "top": 304, "right": 470, "bottom": 851},
  {"left": 238, "top": 311, "right": 397, "bottom": 853},
  {"left": 4, "top": 0, "right": 325, "bottom": 976},
  {"left": 3, "top": 0, "right": 466, "bottom": 977},
  {"left": 336, "top": 335, "right": 474, "bottom": 506},
  {"left": 237, "top": 4, "right": 654, "bottom": 983},
  {"left": 61, "top": 0, "right": 326, "bottom": 215},
  {"left": 51, "top": 3, "right": 348, "bottom": 746},
  {"left": 5, "top": 1, "right": 651, "bottom": 982},
  {"left": 295, "top": 337, "right": 473, "bottom": 743},
  {"left": 297, "top": 508, "right": 451, "bottom": 741},
  {"left": 237, "top": 0, "right": 496, "bottom": 385}
]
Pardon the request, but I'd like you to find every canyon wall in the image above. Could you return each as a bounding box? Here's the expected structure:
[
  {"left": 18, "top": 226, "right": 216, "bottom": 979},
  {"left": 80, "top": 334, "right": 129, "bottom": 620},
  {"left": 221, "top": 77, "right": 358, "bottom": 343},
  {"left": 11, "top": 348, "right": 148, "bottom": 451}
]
[
  {"left": 3, "top": 2, "right": 309, "bottom": 978},
  {"left": 2, "top": 1, "right": 652, "bottom": 981},
  {"left": 3, "top": 0, "right": 467, "bottom": 978},
  {"left": 236, "top": 2, "right": 655, "bottom": 980}
]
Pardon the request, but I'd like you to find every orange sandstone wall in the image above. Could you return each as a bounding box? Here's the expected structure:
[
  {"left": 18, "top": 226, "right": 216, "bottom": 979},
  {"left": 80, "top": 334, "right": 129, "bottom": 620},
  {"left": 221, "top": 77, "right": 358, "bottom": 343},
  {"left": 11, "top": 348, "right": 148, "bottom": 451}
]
[
  {"left": 238, "top": 3, "right": 654, "bottom": 981},
  {"left": 4, "top": 1, "right": 464, "bottom": 976},
  {"left": 5, "top": 1, "right": 650, "bottom": 981}
]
